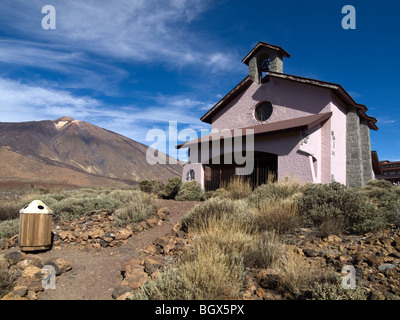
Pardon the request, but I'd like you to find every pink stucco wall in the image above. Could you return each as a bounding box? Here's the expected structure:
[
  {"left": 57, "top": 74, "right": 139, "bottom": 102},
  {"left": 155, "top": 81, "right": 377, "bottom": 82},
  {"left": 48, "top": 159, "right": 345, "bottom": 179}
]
[{"left": 211, "top": 77, "right": 332, "bottom": 131}]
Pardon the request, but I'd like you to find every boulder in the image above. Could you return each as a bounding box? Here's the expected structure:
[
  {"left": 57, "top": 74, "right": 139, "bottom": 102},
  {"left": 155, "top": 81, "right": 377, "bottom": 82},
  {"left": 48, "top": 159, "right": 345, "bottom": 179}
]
[
  {"left": 153, "top": 237, "right": 169, "bottom": 248},
  {"left": 146, "top": 218, "right": 159, "bottom": 228},
  {"left": 4, "top": 251, "right": 25, "bottom": 265},
  {"left": 0, "top": 238, "right": 9, "bottom": 250},
  {"left": 157, "top": 207, "right": 170, "bottom": 216},
  {"left": 302, "top": 248, "right": 323, "bottom": 258},
  {"left": 256, "top": 269, "right": 284, "bottom": 292},
  {"left": 15, "top": 266, "right": 44, "bottom": 292},
  {"left": 16, "top": 257, "right": 44, "bottom": 270},
  {"left": 1, "top": 292, "right": 27, "bottom": 300},
  {"left": 112, "top": 285, "right": 131, "bottom": 299},
  {"left": 144, "top": 258, "right": 156, "bottom": 275},
  {"left": 366, "top": 254, "right": 383, "bottom": 267},
  {"left": 0, "top": 256, "right": 10, "bottom": 271},
  {"left": 323, "top": 235, "right": 342, "bottom": 244}
]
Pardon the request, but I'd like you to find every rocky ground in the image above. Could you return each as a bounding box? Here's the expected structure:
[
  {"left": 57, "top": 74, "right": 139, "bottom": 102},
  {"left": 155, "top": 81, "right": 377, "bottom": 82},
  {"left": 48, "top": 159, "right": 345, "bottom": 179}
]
[
  {"left": 0, "top": 199, "right": 197, "bottom": 300},
  {"left": 246, "top": 226, "right": 400, "bottom": 300},
  {"left": 1, "top": 199, "right": 399, "bottom": 300}
]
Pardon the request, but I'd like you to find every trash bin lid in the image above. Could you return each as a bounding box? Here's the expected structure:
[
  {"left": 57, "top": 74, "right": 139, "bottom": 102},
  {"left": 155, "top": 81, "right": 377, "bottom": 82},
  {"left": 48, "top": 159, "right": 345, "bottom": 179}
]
[{"left": 19, "top": 200, "right": 53, "bottom": 214}]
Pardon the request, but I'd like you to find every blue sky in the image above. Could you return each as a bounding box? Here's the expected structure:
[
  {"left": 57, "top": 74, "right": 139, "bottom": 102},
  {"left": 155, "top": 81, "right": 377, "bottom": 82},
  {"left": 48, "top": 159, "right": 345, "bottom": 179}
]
[{"left": 0, "top": 0, "right": 399, "bottom": 162}]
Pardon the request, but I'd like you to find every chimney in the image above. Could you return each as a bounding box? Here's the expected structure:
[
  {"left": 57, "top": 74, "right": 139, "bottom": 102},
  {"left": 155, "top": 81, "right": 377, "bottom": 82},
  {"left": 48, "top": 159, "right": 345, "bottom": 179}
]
[{"left": 242, "top": 42, "right": 290, "bottom": 84}]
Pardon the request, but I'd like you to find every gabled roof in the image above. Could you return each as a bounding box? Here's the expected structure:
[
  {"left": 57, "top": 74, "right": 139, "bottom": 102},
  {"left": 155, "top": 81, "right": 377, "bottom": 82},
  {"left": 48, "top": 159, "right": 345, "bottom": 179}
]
[
  {"left": 242, "top": 42, "right": 291, "bottom": 65},
  {"left": 177, "top": 112, "right": 332, "bottom": 149},
  {"left": 200, "top": 71, "right": 378, "bottom": 131}
]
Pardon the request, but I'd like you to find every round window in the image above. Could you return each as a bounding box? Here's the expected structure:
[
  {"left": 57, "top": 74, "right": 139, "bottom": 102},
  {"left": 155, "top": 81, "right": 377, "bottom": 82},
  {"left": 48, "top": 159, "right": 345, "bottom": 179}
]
[{"left": 255, "top": 101, "right": 273, "bottom": 122}]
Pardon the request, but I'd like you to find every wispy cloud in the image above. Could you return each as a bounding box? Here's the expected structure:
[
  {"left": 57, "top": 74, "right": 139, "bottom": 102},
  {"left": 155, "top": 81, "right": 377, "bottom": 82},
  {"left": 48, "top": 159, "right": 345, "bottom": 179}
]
[{"left": 0, "top": 0, "right": 238, "bottom": 72}]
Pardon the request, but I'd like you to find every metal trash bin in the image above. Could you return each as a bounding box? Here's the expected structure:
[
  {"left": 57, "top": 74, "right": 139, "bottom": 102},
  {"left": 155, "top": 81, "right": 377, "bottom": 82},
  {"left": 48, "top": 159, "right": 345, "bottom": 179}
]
[{"left": 19, "top": 200, "right": 53, "bottom": 251}]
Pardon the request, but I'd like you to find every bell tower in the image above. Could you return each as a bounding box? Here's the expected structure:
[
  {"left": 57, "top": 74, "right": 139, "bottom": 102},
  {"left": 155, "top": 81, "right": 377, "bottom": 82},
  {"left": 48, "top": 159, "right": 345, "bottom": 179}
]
[{"left": 242, "top": 42, "right": 290, "bottom": 84}]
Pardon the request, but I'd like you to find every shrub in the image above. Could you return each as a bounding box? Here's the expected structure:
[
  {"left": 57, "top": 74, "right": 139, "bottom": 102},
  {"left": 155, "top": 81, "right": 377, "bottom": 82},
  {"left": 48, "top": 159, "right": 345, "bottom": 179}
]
[
  {"left": 52, "top": 196, "right": 116, "bottom": 220},
  {"left": 175, "top": 181, "right": 204, "bottom": 201},
  {"left": 310, "top": 273, "right": 367, "bottom": 300},
  {"left": 0, "top": 270, "right": 16, "bottom": 299},
  {"left": 360, "top": 180, "right": 400, "bottom": 226},
  {"left": 203, "top": 188, "right": 228, "bottom": 200},
  {"left": 132, "top": 240, "right": 246, "bottom": 300},
  {"left": 277, "top": 250, "right": 319, "bottom": 298},
  {"left": 113, "top": 192, "right": 158, "bottom": 227},
  {"left": 158, "top": 177, "right": 182, "bottom": 199},
  {"left": 221, "top": 177, "right": 253, "bottom": 200},
  {"left": 138, "top": 180, "right": 154, "bottom": 193},
  {"left": 253, "top": 198, "right": 302, "bottom": 234},
  {"left": 242, "top": 231, "right": 283, "bottom": 268},
  {"left": 248, "top": 179, "right": 304, "bottom": 208},
  {"left": 298, "top": 182, "right": 385, "bottom": 235},
  {"left": 0, "top": 219, "right": 19, "bottom": 239},
  {"left": 180, "top": 197, "right": 250, "bottom": 232}
]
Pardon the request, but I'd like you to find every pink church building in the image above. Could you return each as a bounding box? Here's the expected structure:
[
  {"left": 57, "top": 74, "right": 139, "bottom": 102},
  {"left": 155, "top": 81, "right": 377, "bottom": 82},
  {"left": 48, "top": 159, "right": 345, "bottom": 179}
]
[{"left": 177, "top": 42, "right": 378, "bottom": 190}]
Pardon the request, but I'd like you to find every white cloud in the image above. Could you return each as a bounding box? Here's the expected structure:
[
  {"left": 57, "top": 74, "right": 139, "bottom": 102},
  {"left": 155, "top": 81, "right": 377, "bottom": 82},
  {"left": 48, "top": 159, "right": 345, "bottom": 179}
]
[
  {"left": 0, "top": 77, "right": 211, "bottom": 145},
  {"left": 0, "top": 77, "right": 100, "bottom": 122}
]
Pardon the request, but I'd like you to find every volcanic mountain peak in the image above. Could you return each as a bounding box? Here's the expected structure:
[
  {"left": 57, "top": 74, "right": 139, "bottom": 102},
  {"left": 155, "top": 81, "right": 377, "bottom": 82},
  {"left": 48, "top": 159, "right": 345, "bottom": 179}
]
[
  {"left": 54, "top": 116, "right": 75, "bottom": 122},
  {"left": 53, "top": 116, "right": 80, "bottom": 130}
]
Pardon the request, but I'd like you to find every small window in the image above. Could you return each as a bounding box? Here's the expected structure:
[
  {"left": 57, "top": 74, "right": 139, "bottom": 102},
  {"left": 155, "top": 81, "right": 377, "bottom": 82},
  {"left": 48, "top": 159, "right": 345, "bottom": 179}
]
[
  {"left": 186, "top": 169, "right": 195, "bottom": 181},
  {"left": 255, "top": 101, "right": 273, "bottom": 122}
]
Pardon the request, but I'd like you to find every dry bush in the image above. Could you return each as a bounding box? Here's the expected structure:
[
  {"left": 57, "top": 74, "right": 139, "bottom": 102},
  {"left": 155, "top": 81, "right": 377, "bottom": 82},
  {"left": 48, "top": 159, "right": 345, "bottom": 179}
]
[
  {"left": 112, "top": 192, "right": 158, "bottom": 227},
  {"left": 277, "top": 250, "right": 319, "bottom": 298},
  {"left": 253, "top": 198, "right": 302, "bottom": 234},
  {"left": 221, "top": 176, "right": 253, "bottom": 200},
  {"left": 0, "top": 270, "right": 16, "bottom": 299},
  {"left": 180, "top": 197, "right": 252, "bottom": 232},
  {"left": 132, "top": 232, "right": 246, "bottom": 300},
  {"left": 248, "top": 179, "right": 304, "bottom": 208}
]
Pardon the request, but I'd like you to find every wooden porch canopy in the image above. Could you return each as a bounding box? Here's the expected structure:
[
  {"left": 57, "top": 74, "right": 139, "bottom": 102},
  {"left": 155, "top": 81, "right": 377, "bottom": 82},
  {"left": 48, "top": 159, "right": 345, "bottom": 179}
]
[{"left": 176, "top": 112, "right": 332, "bottom": 150}]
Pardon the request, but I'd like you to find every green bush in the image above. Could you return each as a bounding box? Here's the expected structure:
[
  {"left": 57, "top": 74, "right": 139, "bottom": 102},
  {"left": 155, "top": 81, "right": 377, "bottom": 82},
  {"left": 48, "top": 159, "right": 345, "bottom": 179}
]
[
  {"left": 298, "top": 182, "right": 385, "bottom": 234},
  {"left": 360, "top": 180, "right": 400, "bottom": 226},
  {"left": 158, "top": 177, "right": 182, "bottom": 199},
  {"left": 175, "top": 181, "right": 204, "bottom": 201},
  {"left": 0, "top": 219, "right": 19, "bottom": 239},
  {"left": 138, "top": 180, "right": 154, "bottom": 193},
  {"left": 113, "top": 201, "right": 157, "bottom": 227},
  {"left": 310, "top": 273, "right": 367, "bottom": 300}
]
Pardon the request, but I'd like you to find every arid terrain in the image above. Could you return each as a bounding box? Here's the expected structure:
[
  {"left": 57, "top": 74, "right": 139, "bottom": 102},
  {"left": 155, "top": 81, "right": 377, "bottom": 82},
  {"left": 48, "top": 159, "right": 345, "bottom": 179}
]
[{"left": 1, "top": 179, "right": 399, "bottom": 301}]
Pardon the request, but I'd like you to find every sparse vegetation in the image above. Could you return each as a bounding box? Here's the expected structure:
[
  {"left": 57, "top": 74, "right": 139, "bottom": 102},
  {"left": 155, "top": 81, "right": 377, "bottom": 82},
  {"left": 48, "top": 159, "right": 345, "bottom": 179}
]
[
  {"left": 133, "top": 178, "right": 399, "bottom": 301},
  {"left": 1, "top": 177, "right": 399, "bottom": 300}
]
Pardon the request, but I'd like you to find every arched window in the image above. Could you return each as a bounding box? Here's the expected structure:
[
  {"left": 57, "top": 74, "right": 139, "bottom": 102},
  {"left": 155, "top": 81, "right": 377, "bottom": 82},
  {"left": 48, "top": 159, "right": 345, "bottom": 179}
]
[{"left": 186, "top": 169, "right": 195, "bottom": 181}]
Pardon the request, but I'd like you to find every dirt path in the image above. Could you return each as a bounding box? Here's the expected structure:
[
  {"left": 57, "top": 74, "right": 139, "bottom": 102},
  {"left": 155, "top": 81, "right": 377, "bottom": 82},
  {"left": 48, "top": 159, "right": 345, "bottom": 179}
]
[{"left": 36, "top": 200, "right": 198, "bottom": 300}]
